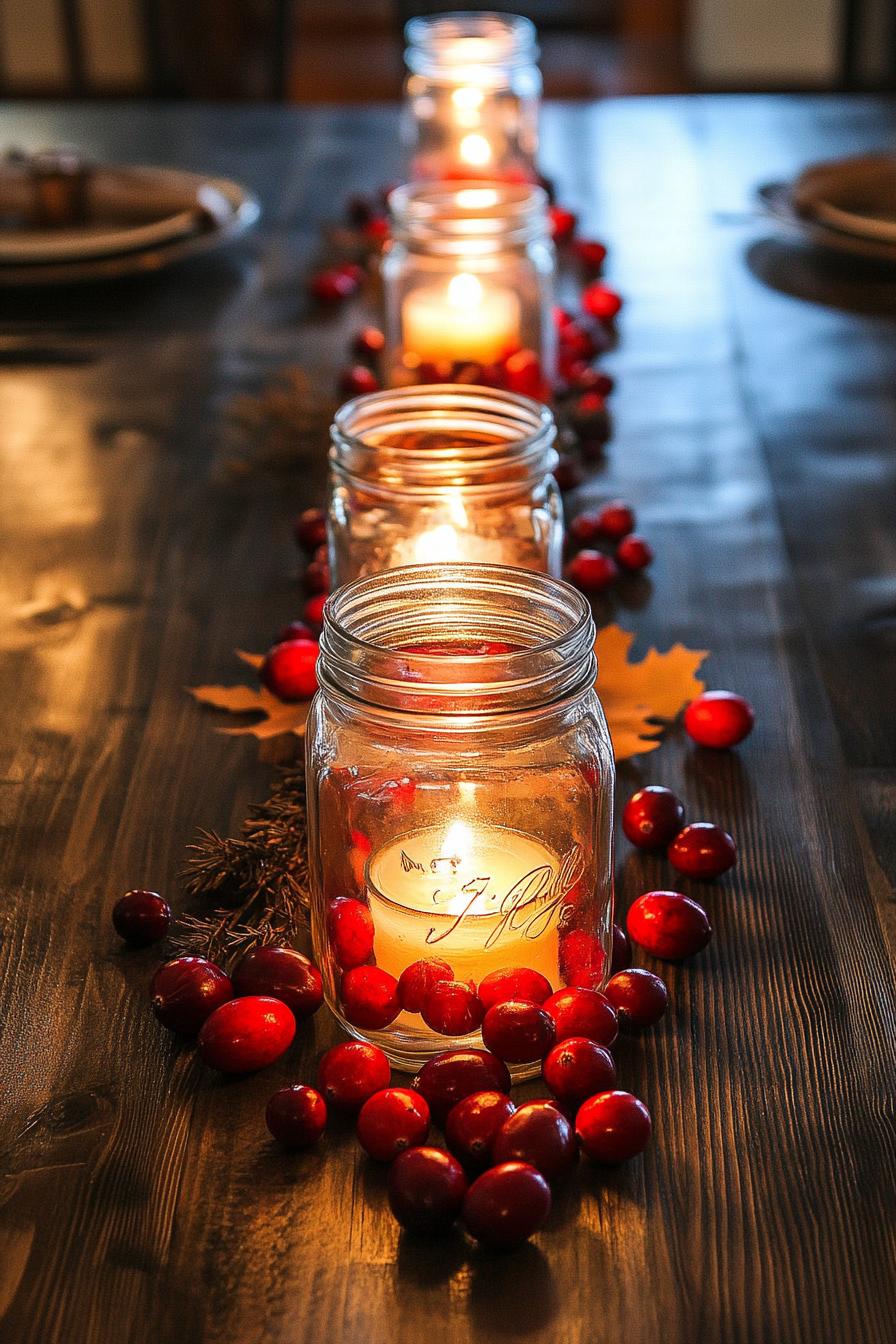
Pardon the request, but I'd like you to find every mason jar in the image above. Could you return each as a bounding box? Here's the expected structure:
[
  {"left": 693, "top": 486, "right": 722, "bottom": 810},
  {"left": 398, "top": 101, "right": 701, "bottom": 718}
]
[
  {"left": 306, "top": 564, "right": 615, "bottom": 1076},
  {"left": 384, "top": 180, "right": 555, "bottom": 392},
  {"left": 327, "top": 384, "right": 563, "bottom": 584},
  {"left": 403, "top": 11, "right": 541, "bottom": 183}
]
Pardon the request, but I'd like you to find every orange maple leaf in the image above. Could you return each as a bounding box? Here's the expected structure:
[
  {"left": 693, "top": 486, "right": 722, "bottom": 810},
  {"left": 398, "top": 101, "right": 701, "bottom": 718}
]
[{"left": 596, "top": 626, "right": 708, "bottom": 761}]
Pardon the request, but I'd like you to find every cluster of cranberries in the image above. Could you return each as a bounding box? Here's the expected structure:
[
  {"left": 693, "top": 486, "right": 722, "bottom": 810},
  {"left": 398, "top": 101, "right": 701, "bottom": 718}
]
[
  {"left": 624, "top": 783, "right": 737, "bottom": 882},
  {"left": 564, "top": 499, "right": 653, "bottom": 593},
  {"left": 255, "top": 508, "right": 333, "bottom": 704}
]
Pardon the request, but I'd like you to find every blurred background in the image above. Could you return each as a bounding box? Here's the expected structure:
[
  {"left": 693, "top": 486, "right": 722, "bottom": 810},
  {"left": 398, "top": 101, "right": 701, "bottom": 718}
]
[{"left": 0, "top": 0, "right": 892, "bottom": 102}]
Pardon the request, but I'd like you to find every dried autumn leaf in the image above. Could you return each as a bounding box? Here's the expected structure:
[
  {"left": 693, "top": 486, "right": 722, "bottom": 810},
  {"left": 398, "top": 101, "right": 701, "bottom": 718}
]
[
  {"left": 596, "top": 626, "right": 708, "bottom": 761},
  {"left": 189, "top": 682, "right": 310, "bottom": 740}
]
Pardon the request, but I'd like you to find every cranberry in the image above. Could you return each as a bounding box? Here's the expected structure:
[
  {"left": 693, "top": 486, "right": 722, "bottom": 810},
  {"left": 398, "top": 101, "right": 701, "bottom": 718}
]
[
  {"left": 569, "top": 392, "right": 611, "bottom": 441},
  {"left": 412, "top": 1049, "right": 511, "bottom": 1123},
  {"left": 574, "top": 367, "right": 615, "bottom": 397},
  {"left": 622, "top": 785, "right": 686, "bottom": 851},
  {"left": 303, "top": 593, "right": 327, "bottom": 631},
  {"left": 553, "top": 453, "right": 584, "bottom": 493},
  {"left": 492, "top": 1099, "right": 577, "bottom": 1181},
  {"left": 462, "top": 1162, "right": 551, "bottom": 1249},
  {"left": 543, "top": 987, "right": 618, "bottom": 1047},
  {"left": 198, "top": 996, "right": 295, "bottom": 1073},
  {"left": 388, "top": 1147, "right": 467, "bottom": 1235},
  {"left": 309, "top": 267, "right": 357, "bottom": 302},
  {"left": 317, "top": 1041, "right": 391, "bottom": 1110},
  {"left": 566, "top": 550, "right": 618, "bottom": 593},
  {"left": 668, "top": 822, "right": 736, "bottom": 879},
  {"left": 150, "top": 956, "right": 232, "bottom": 1034},
  {"left": 327, "top": 897, "right": 375, "bottom": 969},
  {"left": 275, "top": 619, "right": 314, "bottom": 643},
  {"left": 357, "top": 1088, "right": 430, "bottom": 1162},
  {"left": 503, "top": 348, "right": 545, "bottom": 398},
  {"left": 363, "top": 216, "right": 390, "bottom": 243},
  {"left": 558, "top": 929, "right": 606, "bottom": 985},
  {"left": 260, "top": 639, "right": 319, "bottom": 701},
  {"left": 605, "top": 968, "right": 668, "bottom": 1028},
  {"left": 478, "top": 967, "right": 552, "bottom": 1011},
  {"left": 397, "top": 957, "right": 454, "bottom": 1013},
  {"left": 339, "top": 364, "right": 380, "bottom": 397},
  {"left": 611, "top": 922, "right": 631, "bottom": 973},
  {"left": 684, "top": 690, "right": 755, "bottom": 749},
  {"left": 561, "top": 324, "right": 602, "bottom": 361},
  {"left": 266, "top": 1085, "right": 327, "bottom": 1149},
  {"left": 444, "top": 1091, "right": 516, "bottom": 1170},
  {"left": 542, "top": 1037, "right": 617, "bottom": 1110},
  {"left": 340, "top": 965, "right": 401, "bottom": 1030},
  {"left": 627, "top": 890, "right": 712, "bottom": 960},
  {"left": 293, "top": 507, "right": 326, "bottom": 553},
  {"left": 481, "top": 1001, "right": 555, "bottom": 1063},
  {"left": 576, "top": 1090, "right": 651, "bottom": 1163},
  {"left": 567, "top": 511, "right": 604, "bottom": 545},
  {"left": 421, "top": 980, "right": 483, "bottom": 1036},
  {"left": 595, "top": 499, "right": 635, "bottom": 540},
  {"left": 553, "top": 305, "right": 576, "bottom": 331},
  {"left": 549, "top": 205, "right": 578, "bottom": 242},
  {"left": 113, "top": 889, "right": 170, "bottom": 946},
  {"left": 231, "top": 946, "right": 323, "bottom": 1021},
  {"left": 616, "top": 534, "right": 654, "bottom": 572},
  {"left": 582, "top": 282, "right": 623, "bottom": 322},
  {"left": 572, "top": 238, "right": 607, "bottom": 271},
  {"left": 352, "top": 326, "right": 386, "bottom": 357},
  {"left": 303, "top": 559, "right": 330, "bottom": 595}
]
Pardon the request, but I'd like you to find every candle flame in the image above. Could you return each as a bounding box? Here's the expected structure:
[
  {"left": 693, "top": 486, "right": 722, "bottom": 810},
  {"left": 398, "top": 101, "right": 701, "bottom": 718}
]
[
  {"left": 443, "top": 819, "right": 474, "bottom": 866},
  {"left": 452, "top": 85, "right": 484, "bottom": 112},
  {"left": 459, "top": 132, "right": 492, "bottom": 167},
  {"left": 412, "top": 523, "right": 462, "bottom": 564},
  {"left": 447, "top": 272, "right": 483, "bottom": 308}
]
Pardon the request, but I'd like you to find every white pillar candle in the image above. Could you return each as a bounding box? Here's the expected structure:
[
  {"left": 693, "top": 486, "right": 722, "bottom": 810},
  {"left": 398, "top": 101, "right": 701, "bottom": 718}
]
[{"left": 402, "top": 271, "right": 521, "bottom": 366}]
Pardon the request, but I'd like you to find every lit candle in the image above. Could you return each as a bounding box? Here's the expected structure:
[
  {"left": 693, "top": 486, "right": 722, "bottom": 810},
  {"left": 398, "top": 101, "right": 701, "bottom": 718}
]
[
  {"left": 402, "top": 271, "right": 521, "bottom": 366},
  {"left": 367, "top": 819, "right": 577, "bottom": 1002}
]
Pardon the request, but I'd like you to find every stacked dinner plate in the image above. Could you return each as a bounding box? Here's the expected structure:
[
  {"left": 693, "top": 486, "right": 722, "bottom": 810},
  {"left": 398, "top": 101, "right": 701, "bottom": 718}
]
[
  {"left": 758, "top": 152, "right": 896, "bottom": 263},
  {"left": 0, "top": 150, "right": 260, "bottom": 285}
]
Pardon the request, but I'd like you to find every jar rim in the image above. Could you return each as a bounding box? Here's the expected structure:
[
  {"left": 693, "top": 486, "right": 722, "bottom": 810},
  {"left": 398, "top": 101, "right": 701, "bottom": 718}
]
[
  {"left": 331, "top": 384, "right": 557, "bottom": 492},
  {"left": 404, "top": 11, "right": 539, "bottom": 75},
  {"left": 318, "top": 563, "right": 597, "bottom": 717},
  {"left": 388, "top": 180, "right": 549, "bottom": 250}
]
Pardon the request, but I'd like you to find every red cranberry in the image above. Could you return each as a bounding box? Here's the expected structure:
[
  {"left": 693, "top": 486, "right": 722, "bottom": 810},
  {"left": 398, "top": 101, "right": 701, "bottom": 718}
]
[
  {"left": 542, "top": 1037, "right": 617, "bottom": 1110},
  {"left": 266, "top": 1085, "right": 327, "bottom": 1149},
  {"left": 575, "top": 367, "right": 615, "bottom": 396},
  {"left": 462, "top": 1162, "right": 551, "bottom": 1249},
  {"left": 303, "top": 593, "right": 327, "bottom": 631},
  {"left": 397, "top": 957, "right": 453, "bottom": 1013},
  {"left": 611, "top": 922, "right": 631, "bottom": 973},
  {"left": 303, "top": 559, "right": 330, "bottom": 595},
  {"left": 293, "top": 507, "right": 327, "bottom": 553},
  {"left": 363, "top": 216, "right": 390, "bottom": 243},
  {"left": 310, "top": 267, "right": 357, "bottom": 302},
  {"left": 352, "top": 326, "right": 386, "bottom": 357},
  {"left": 605, "top": 968, "right": 668, "bottom": 1028},
  {"left": 492, "top": 1100, "right": 577, "bottom": 1181},
  {"left": 260, "top": 639, "right": 319, "bottom": 701},
  {"left": 561, "top": 324, "right": 602, "bottom": 361},
  {"left": 576, "top": 1090, "right": 651, "bottom": 1163},
  {"left": 231, "top": 945, "right": 323, "bottom": 1021},
  {"left": 113, "top": 889, "right": 170, "bottom": 946},
  {"left": 318, "top": 1040, "right": 391, "bottom": 1110},
  {"left": 543, "top": 987, "right": 618, "bottom": 1047},
  {"left": 616, "top": 534, "right": 654, "bottom": 572},
  {"left": 503, "top": 348, "right": 545, "bottom": 398},
  {"left": 549, "top": 205, "right": 578, "bottom": 242},
  {"left": 357, "top": 1088, "right": 431, "bottom": 1162},
  {"left": 421, "top": 980, "right": 484, "bottom": 1036},
  {"left": 481, "top": 1000, "right": 555, "bottom": 1063},
  {"left": 558, "top": 929, "right": 606, "bottom": 985},
  {"left": 388, "top": 1147, "right": 467, "bottom": 1235},
  {"left": 567, "top": 511, "right": 604, "bottom": 545},
  {"left": 150, "top": 956, "right": 233, "bottom": 1034},
  {"left": 582, "top": 282, "right": 622, "bottom": 322},
  {"left": 276, "top": 619, "right": 314, "bottom": 643},
  {"left": 684, "top": 690, "right": 755, "bottom": 748},
  {"left": 339, "top": 364, "right": 380, "bottom": 397},
  {"left": 572, "top": 238, "right": 607, "bottom": 271},
  {"left": 595, "top": 499, "right": 635, "bottom": 540},
  {"left": 627, "top": 890, "right": 712, "bottom": 960},
  {"left": 444, "top": 1091, "right": 516, "bottom": 1171},
  {"left": 566, "top": 550, "right": 618, "bottom": 593},
  {"left": 412, "top": 1049, "right": 511, "bottom": 1123},
  {"left": 327, "top": 897, "right": 375, "bottom": 969},
  {"left": 668, "top": 822, "right": 736, "bottom": 879},
  {"left": 622, "top": 785, "right": 686, "bottom": 851},
  {"left": 198, "top": 996, "right": 295, "bottom": 1073},
  {"left": 553, "top": 453, "right": 584, "bottom": 493},
  {"left": 340, "top": 965, "right": 401, "bottom": 1030},
  {"left": 553, "top": 305, "right": 576, "bottom": 330},
  {"left": 478, "top": 967, "right": 552, "bottom": 1011},
  {"left": 569, "top": 392, "right": 610, "bottom": 439}
]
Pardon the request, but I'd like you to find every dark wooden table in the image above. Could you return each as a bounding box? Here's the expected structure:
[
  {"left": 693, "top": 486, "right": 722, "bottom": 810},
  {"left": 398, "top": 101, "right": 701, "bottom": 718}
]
[{"left": 1, "top": 96, "right": 894, "bottom": 1344}]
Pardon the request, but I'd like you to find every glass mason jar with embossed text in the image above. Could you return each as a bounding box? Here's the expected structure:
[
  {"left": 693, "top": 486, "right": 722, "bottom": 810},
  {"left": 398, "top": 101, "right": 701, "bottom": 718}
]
[
  {"left": 306, "top": 564, "right": 615, "bottom": 1076},
  {"left": 327, "top": 384, "right": 563, "bottom": 585},
  {"left": 403, "top": 11, "right": 541, "bottom": 183},
  {"left": 384, "top": 181, "right": 555, "bottom": 394}
]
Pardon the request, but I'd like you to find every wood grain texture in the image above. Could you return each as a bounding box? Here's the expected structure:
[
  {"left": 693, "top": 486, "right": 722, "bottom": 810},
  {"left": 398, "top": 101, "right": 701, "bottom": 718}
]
[{"left": 0, "top": 97, "right": 894, "bottom": 1344}]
